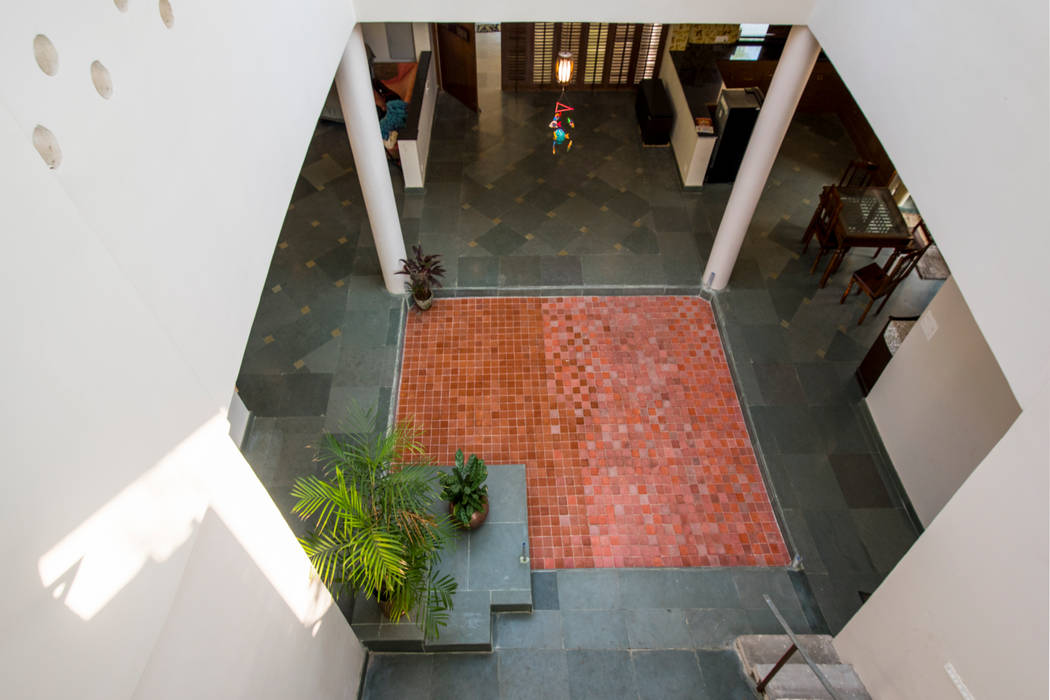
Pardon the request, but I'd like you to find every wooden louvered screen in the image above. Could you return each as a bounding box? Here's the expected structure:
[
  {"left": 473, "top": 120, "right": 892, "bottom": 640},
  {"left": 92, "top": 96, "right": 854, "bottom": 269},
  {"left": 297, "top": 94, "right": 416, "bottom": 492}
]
[
  {"left": 633, "top": 23, "right": 664, "bottom": 84},
  {"left": 501, "top": 22, "right": 665, "bottom": 91},
  {"left": 532, "top": 22, "right": 555, "bottom": 84},
  {"left": 583, "top": 23, "right": 610, "bottom": 85},
  {"left": 500, "top": 23, "right": 529, "bottom": 88}
]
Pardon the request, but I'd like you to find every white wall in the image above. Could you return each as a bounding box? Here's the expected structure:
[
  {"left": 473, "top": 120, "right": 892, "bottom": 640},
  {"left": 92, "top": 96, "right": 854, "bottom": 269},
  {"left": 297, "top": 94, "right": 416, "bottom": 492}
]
[
  {"left": 803, "top": 1, "right": 1049, "bottom": 697},
  {"left": 660, "top": 39, "right": 716, "bottom": 187},
  {"left": 1, "top": 1, "right": 365, "bottom": 698},
  {"left": 835, "top": 380, "right": 1048, "bottom": 699},
  {"left": 867, "top": 278, "right": 1021, "bottom": 525},
  {"left": 807, "top": 0, "right": 1050, "bottom": 409},
  {"left": 398, "top": 54, "right": 438, "bottom": 188}
]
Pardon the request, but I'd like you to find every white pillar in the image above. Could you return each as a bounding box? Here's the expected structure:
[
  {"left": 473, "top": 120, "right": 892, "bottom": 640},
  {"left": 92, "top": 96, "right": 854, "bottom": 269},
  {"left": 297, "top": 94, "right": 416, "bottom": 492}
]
[
  {"left": 702, "top": 25, "right": 821, "bottom": 291},
  {"left": 335, "top": 25, "right": 407, "bottom": 295}
]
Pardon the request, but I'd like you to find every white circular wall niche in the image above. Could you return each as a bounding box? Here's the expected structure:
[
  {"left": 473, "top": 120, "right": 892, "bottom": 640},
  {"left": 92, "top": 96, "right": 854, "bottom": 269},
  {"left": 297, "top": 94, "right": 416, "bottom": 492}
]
[
  {"left": 33, "top": 125, "right": 62, "bottom": 169},
  {"left": 91, "top": 61, "right": 113, "bottom": 99},
  {"left": 33, "top": 34, "right": 59, "bottom": 76},
  {"left": 159, "top": 0, "right": 174, "bottom": 28},
  {"left": 114, "top": 0, "right": 128, "bottom": 12}
]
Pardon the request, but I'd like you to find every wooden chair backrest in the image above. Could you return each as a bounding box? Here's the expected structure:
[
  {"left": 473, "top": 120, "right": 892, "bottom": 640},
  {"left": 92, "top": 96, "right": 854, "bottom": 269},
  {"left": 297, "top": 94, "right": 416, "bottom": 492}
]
[
  {"left": 818, "top": 187, "right": 843, "bottom": 235},
  {"left": 909, "top": 218, "right": 933, "bottom": 250},
  {"left": 876, "top": 246, "right": 926, "bottom": 296},
  {"left": 838, "top": 159, "right": 878, "bottom": 188}
]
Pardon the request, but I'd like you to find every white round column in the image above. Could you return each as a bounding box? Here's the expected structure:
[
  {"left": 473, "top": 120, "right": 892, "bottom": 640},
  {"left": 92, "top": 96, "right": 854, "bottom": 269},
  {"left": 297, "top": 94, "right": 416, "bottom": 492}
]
[
  {"left": 334, "top": 25, "right": 407, "bottom": 294},
  {"left": 702, "top": 25, "right": 821, "bottom": 291}
]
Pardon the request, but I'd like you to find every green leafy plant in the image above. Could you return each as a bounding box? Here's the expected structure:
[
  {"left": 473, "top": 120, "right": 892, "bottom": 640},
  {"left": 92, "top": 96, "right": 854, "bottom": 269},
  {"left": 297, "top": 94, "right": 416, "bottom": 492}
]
[
  {"left": 290, "top": 405, "right": 457, "bottom": 639},
  {"left": 440, "top": 449, "right": 489, "bottom": 528},
  {"left": 397, "top": 245, "right": 446, "bottom": 302}
]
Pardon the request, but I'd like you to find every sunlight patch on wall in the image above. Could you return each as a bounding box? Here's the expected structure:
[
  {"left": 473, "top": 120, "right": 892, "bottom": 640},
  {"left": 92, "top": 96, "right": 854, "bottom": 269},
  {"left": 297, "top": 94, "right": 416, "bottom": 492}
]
[{"left": 38, "top": 412, "right": 333, "bottom": 625}]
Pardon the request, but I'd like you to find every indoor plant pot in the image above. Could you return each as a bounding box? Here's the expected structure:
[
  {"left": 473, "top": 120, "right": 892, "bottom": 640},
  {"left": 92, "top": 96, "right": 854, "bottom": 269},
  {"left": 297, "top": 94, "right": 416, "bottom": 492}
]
[
  {"left": 290, "top": 404, "right": 457, "bottom": 639},
  {"left": 397, "top": 245, "right": 445, "bottom": 311},
  {"left": 440, "top": 449, "right": 489, "bottom": 531}
]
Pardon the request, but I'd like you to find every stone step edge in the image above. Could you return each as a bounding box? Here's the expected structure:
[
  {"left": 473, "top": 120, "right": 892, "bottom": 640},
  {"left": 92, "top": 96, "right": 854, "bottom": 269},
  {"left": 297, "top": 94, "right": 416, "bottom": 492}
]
[
  {"left": 752, "top": 663, "right": 872, "bottom": 700},
  {"left": 735, "top": 634, "right": 841, "bottom": 676}
]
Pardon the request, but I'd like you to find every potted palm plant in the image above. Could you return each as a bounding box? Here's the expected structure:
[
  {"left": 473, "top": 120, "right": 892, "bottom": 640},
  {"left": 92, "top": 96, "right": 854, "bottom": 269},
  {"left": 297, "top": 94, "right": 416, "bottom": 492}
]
[
  {"left": 440, "top": 449, "right": 489, "bottom": 530},
  {"left": 290, "top": 406, "right": 457, "bottom": 640},
  {"left": 397, "top": 245, "right": 445, "bottom": 310}
]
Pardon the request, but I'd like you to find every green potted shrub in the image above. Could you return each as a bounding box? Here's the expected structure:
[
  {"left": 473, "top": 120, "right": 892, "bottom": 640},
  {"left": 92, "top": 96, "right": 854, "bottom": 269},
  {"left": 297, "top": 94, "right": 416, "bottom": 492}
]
[
  {"left": 440, "top": 449, "right": 489, "bottom": 530},
  {"left": 397, "top": 245, "right": 445, "bottom": 310},
  {"left": 290, "top": 406, "right": 457, "bottom": 640}
]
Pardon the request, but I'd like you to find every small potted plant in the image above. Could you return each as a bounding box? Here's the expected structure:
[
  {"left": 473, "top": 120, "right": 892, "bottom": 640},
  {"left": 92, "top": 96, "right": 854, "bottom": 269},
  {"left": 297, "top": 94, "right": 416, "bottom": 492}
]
[
  {"left": 397, "top": 245, "right": 446, "bottom": 310},
  {"left": 440, "top": 449, "right": 489, "bottom": 530}
]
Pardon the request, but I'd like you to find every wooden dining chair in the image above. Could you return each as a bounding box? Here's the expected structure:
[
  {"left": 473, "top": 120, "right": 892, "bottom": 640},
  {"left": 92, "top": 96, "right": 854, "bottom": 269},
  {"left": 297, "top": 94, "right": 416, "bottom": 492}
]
[
  {"left": 804, "top": 187, "right": 844, "bottom": 275},
  {"left": 838, "top": 159, "right": 878, "bottom": 188},
  {"left": 873, "top": 213, "right": 932, "bottom": 259},
  {"left": 839, "top": 239, "right": 931, "bottom": 324}
]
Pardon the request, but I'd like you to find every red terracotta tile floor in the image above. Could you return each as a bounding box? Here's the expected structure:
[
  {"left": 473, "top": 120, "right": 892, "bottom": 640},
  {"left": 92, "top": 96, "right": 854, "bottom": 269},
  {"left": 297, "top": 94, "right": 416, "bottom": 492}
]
[{"left": 397, "top": 297, "right": 788, "bottom": 569}]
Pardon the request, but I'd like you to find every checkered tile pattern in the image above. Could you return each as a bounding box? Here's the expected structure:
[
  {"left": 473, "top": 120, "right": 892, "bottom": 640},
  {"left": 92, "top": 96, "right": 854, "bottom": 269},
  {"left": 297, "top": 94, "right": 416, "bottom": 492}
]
[{"left": 397, "top": 297, "right": 788, "bottom": 569}]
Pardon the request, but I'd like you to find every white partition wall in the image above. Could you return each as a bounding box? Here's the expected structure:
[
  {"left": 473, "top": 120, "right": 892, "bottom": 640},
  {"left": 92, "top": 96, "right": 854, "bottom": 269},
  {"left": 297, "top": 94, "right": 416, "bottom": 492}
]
[{"left": 0, "top": 1, "right": 366, "bottom": 697}]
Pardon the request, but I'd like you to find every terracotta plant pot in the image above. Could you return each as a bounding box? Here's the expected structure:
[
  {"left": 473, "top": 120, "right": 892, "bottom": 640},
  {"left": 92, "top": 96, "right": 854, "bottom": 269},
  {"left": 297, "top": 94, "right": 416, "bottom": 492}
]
[
  {"left": 376, "top": 590, "right": 396, "bottom": 620},
  {"left": 449, "top": 496, "right": 489, "bottom": 530},
  {"left": 414, "top": 292, "right": 433, "bottom": 310}
]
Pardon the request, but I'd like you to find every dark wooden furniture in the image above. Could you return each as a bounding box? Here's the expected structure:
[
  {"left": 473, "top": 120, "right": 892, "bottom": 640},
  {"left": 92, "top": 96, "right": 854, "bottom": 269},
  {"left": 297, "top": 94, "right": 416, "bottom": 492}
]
[
  {"left": 839, "top": 239, "right": 930, "bottom": 324},
  {"left": 635, "top": 78, "right": 673, "bottom": 145},
  {"left": 838, "top": 159, "right": 878, "bottom": 188},
  {"left": 818, "top": 186, "right": 912, "bottom": 287},
  {"left": 801, "top": 187, "right": 843, "bottom": 274},
  {"left": 855, "top": 315, "right": 919, "bottom": 395}
]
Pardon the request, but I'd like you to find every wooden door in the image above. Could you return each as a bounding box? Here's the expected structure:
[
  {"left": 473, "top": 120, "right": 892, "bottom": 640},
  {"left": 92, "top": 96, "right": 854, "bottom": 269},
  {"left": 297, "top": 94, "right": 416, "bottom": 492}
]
[{"left": 434, "top": 23, "right": 478, "bottom": 111}]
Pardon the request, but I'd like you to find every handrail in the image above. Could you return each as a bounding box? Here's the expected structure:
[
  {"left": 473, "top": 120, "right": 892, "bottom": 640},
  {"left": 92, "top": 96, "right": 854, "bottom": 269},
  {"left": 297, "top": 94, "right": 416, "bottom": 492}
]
[{"left": 758, "top": 594, "right": 844, "bottom": 699}]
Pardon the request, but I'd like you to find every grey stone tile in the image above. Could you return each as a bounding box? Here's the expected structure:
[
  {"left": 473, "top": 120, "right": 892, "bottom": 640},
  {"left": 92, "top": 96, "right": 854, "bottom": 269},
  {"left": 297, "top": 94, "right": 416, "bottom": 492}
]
[
  {"left": 469, "top": 522, "right": 531, "bottom": 591},
  {"left": 485, "top": 464, "right": 527, "bottom": 522},
  {"left": 525, "top": 184, "right": 570, "bottom": 214},
  {"left": 752, "top": 363, "right": 806, "bottom": 405},
  {"left": 340, "top": 309, "right": 391, "bottom": 348},
  {"left": 478, "top": 222, "right": 527, "bottom": 255},
  {"left": 781, "top": 454, "right": 849, "bottom": 510},
  {"left": 362, "top": 654, "right": 433, "bottom": 699},
  {"left": 562, "top": 610, "right": 629, "bottom": 649},
  {"left": 538, "top": 256, "right": 582, "bottom": 286},
  {"left": 732, "top": 569, "right": 801, "bottom": 611},
  {"left": 724, "top": 289, "right": 779, "bottom": 325},
  {"left": 557, "top": 569, "right": 619, "bottom": 610},
  {"left": 494, "top": 610, "right": 563, "bottom": 649},
  {"left": 333, "top": 346, "right": 396, "bottom": 386},
  {"left": 580, "top": 254, "right": 665, "bottom": 286},
  {"left": 749, "top": 405, "right": 824, "bottom": 455},
  {"left": 694, "top": 650, "right": 756, "bottom": 700},
  {"left": 740, "top": 324, "right": 790, "bottom": 362},
  {"left": 803, "top": 509, "right": 877, "bottom": 576},
  {"left": 566, "top": 650, "right": 638, "bottom": 700},
  {"left": 431, "top": 653, "right": 499, "bottom": 700},
  {"left": 633, "top": 651, "right": 703, "bottom": 700},
  {"left": 497, "top": 649, "right": 571, "bottom": 700},
  {"left": 781, "top": 508, "right": 826, "bottom": 574},
  {"left": 626, "top": 608, "right": 693, "bottom": 649},
  {"left": 829, "top": 453, "right": 892, "bottom": 508},
  {"left": 813, "top": 405, "right": 879, "bottom": 454},
  {"left": 499, "top": 256, "right": 542, "bottom": 287},
  {"left": 684, "top": 608, "right": 752, "bottom": 649},
  {"left": 851, "top": 508, "right": 917, "bottom": 573},
  {"left": 532, "top": 571, "right": 559, "bottom": 610},
  {"left": 458, "top": 256, "right": 500, "bottom": 287}
]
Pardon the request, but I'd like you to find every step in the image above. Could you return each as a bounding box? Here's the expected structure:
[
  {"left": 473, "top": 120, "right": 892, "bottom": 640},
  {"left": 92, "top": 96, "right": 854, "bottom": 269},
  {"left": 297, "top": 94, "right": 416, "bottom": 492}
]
[
  {"left": 735, "top": 634, "right": 841, "bottom": 677},
  {"left": 350, "top": 464, "right": 532, "bottom": 652},
  {"left": 753, "top": 663, "right": 872, "bottom": 700}
]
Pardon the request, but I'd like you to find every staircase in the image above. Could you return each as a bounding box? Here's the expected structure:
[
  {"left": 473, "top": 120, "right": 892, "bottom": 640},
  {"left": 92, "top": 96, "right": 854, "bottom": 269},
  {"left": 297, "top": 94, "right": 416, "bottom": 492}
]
[{"left": 735, "top": 635, "right": 872, "bottom": 700}]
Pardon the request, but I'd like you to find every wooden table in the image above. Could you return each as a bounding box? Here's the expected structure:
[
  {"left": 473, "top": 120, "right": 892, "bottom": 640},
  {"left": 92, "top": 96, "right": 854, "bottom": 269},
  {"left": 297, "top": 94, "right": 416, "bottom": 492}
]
[{"left": 818, "top": 186, "right": 912, "bottom": 287}]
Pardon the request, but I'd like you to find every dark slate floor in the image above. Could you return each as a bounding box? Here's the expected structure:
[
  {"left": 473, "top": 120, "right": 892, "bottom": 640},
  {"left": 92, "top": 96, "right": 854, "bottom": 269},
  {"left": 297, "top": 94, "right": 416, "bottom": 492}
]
[
  {"left": 363, "top": 567, "right": 824, "bottom": 700},
  {"left": 235, "top": 72, "right": 944, "bottom": 690}
]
